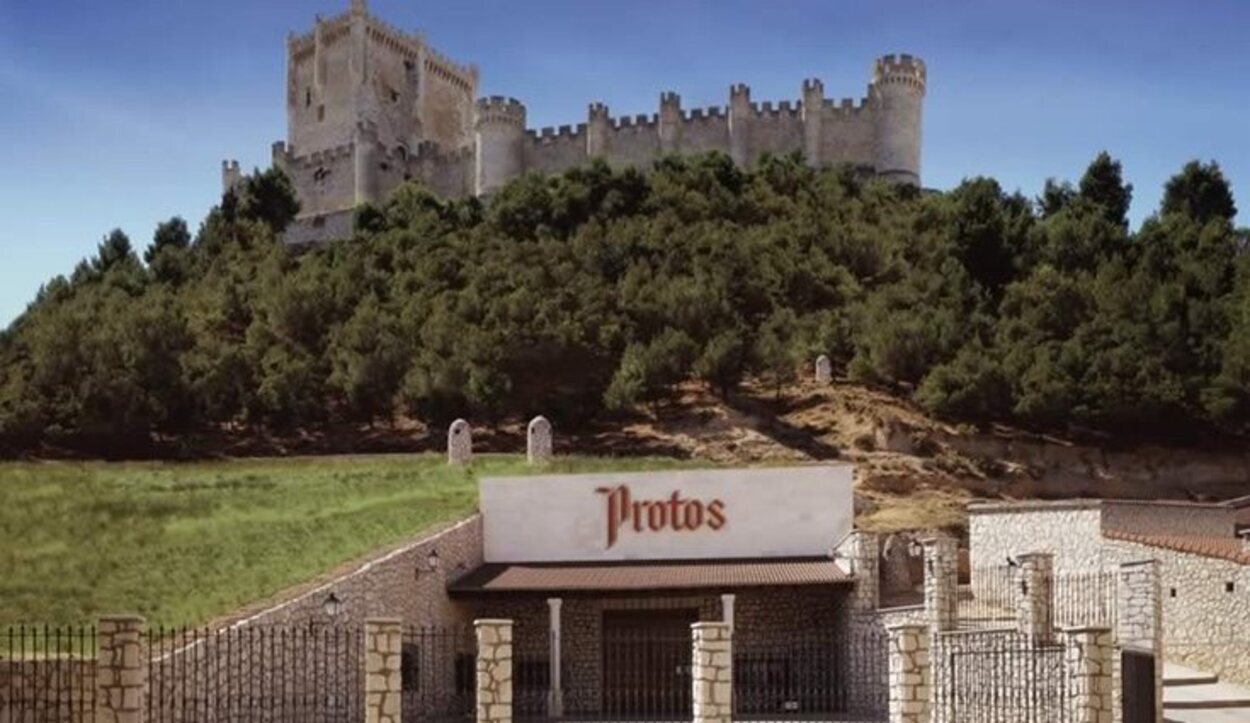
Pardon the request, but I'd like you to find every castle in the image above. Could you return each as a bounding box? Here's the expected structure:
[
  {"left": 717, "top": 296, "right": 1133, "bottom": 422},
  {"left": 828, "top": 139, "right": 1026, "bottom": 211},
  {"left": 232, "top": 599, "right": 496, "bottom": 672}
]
[{"left": 222, "top": 0, "right": 926, "bottom": 243}]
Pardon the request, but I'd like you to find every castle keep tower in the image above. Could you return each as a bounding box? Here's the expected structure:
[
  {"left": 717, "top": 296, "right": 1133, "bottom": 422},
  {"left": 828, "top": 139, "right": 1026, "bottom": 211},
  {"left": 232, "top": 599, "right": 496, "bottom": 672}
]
[
  {"left": 869, "top": 54, "right": 926, "bottom": 185},
  {"left": 474, "top": 97, "right": 526, "bottom": 196}
]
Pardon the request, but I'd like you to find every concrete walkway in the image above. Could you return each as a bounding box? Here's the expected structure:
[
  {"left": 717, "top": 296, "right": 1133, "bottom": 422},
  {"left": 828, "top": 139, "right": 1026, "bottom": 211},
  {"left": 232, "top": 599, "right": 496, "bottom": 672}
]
[{"left": 1164, "top": 662, "right": 1250, "bottom": 723}]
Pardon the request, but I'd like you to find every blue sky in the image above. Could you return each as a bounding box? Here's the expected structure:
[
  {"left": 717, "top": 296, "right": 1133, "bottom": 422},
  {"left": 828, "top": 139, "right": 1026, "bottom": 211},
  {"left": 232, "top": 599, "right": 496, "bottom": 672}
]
[{"left": 0, "top": 0, "right": 1247, "bottom": 327}]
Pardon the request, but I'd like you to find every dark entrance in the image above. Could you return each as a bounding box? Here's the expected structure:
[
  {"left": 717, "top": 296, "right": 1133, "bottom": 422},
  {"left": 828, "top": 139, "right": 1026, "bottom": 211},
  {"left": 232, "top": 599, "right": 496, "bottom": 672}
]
[
  {"left": 1122, "top": 650, "right": 1157, "bottom": 723},
  {"left": 601, "top": 609, "right": 696, "bottom": 719}
]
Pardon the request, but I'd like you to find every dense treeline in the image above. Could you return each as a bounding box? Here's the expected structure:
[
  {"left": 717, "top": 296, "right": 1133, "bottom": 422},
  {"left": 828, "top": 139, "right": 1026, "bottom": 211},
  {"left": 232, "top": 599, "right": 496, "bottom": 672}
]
[{"left": 0, "top": 152, "right": 1245, "bottom": 453}]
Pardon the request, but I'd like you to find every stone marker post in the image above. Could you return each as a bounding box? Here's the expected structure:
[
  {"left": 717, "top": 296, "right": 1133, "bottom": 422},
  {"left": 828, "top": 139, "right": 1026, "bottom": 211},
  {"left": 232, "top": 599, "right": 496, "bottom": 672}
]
[
  {"left": 886, "top": 622, "right": 931, "bottom": 723},
  {"left": 476, "top": 619, "right": 513, "bottom": 723},
  {"left": 448, "top": 419, "right": 472, "bottom": 465},
  {"left": 815, "top": 354, "right": 833, "bottom": 384},
  {"left": 1061, "top": 626, "right": 1114, "bottom": 723},
  {"left": 527, "top": 416, "right": 553, "bottom": 464},
  {"left": 96, "top": 615, "right": 145, "bottom": 723},
  {"left": 691, "top": 622, "right": 732, "bottom": 723},
  {"left": 365, "top": 619, "right": 403, "bottom": 723},
  {"left": 1016, "top": 552, "right": 1055, "bottom": 645}
]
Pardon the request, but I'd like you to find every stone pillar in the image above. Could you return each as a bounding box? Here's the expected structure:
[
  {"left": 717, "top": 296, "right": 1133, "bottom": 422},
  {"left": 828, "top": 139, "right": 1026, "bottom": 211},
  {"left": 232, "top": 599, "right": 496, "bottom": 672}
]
[
  {"left": 365, "top": 619, "right": 403, "bottom": 723},
  {"left": 448, "top": 419, "right": 472, "bottom": 465},
  {"left": 691, "top": 622, "right": 732, "bottom": 723},
  {"left": 922, "top": 537, "right": 957, "bottom": 634},
  {"left": 801, "top": 78, "right": 825, "bottom": 166},
  {"left": 727, "top": 84, "right": 752, "bottom": 168},
  {"left": 1116, "top": 560, "right": 1162, "bottom": 723},
  {"left": 886, "top": 623, "right": 931, "bottom": 723},
  {"left": 475, "top": 619, "right": 513, "bottom": 723},
  {"left": 1061, "top": 626, "right": 1114, "bottom": 723},
  {"left": 527, "top": 416, "right": 553, "bottom": 464},
  {"left": 546, "top": 599, "right": 563, "bottom": 717},
  {"left": 815, "top": 354, "right": 833, "bottom": 384},
  {"left": 95, "top": 615, "right": 145, "bottom": 723},
  {"left": 720, "top": 594, "right": 735, "bottom": 630},
  {"left": 841, "top": 530, "right": 880, "bottom": 614},
  {"left": 659, "top": 92, "right": 682, "bottom": 154},
  {"left": 1016, "top": 552, "right": 1055, "bottom": 645}
]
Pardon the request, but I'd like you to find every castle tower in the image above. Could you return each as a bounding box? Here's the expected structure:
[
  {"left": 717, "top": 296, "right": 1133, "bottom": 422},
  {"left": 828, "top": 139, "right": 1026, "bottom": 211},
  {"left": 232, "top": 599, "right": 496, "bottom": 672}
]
[
  {"left": 221, "top": 160, "right": 243, "bottom": 195},
  {"left": 474, "top": 96, "right": 526, "bottom": 195},
  {"left": 658, "top": 92, "right": 682, "bottom": 154},
  {"left": 728, "top": 84, "right": 752, "bottom": 167},
  {"left": 586, "top": 102, "right": 610, "bottom": 158},
  {"left": 801, "top": 78, "right": 824, "bottom": 166},
  {"left": 870, "top": 54, "right": 926, "bottom": 185}
]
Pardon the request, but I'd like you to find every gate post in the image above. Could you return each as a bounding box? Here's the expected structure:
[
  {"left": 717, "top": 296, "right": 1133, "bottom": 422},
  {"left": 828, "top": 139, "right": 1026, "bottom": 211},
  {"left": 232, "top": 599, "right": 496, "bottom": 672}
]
[
  {"left": 886, "top": 623, "right": 930, "bottom": 723},
  {"left": 96, "top": 615, "right": 146, "bottom": 723},
  {"left": 365, "top": 618, "right": 403, "bottom": 723},
  {"left": 922, "top": 536, "right": 957, "bottom": 634},
  {"left": 1060, "top": 626, "right": 1113, "bottom": 723},
  {"left": 1115, "top": 560, "right": 1162, "bottom": 723},
  {"left": 1016, "top": 553, "right": 1055, "bottom": 645},
  {"left": 691, "top": 622, "right": 732, "bottom": 723},
  {"left": 476, "top": 619, "right": 514, "bottom": 723}
]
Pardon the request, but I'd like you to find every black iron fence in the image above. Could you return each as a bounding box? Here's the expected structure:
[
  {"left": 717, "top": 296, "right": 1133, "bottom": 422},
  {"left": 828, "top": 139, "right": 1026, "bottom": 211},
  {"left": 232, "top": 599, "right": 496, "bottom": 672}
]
[
  {"left": 399, "top": 626, "right": 475, "bottom": 723},
  {"left": 0, "top": 625, "right": 97, "bottom": 723},
  {"left": 936, "top": 633, "right": 1066, "bottom": 723},
  {"left": 145, "top": 624, "right": 363, "bottom": 723}
]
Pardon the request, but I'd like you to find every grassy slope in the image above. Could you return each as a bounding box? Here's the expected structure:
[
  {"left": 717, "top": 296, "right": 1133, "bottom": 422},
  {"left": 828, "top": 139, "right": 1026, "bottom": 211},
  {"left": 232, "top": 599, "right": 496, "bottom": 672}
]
[{"left": 0, "top": 454, "right": 698, "bottom": 627}]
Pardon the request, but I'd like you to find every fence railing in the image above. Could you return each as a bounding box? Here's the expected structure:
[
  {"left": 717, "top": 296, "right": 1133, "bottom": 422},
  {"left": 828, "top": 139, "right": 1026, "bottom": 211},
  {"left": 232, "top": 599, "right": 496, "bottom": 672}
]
[
  {"left": 934, "top": 631, "right": 1067, "bottom": 723},
  {"left": 399, "top": 626, "right": 474, "bottom": 723},
  {"left": 0, "top": 625, "right": 97, "bottom": 723},
  {"left": 145, "top": 625, "right": 363, "bottom": 723},
  {"left": 964, "top": 565, "right": 1117, "bottom": 629}
]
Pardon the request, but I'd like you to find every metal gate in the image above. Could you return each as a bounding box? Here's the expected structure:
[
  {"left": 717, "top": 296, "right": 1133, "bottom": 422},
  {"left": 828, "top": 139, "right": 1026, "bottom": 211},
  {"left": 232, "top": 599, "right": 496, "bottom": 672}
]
[
  {"left": 940, "top": 642, "right": 1066, "bottom": 723},
  {"left": 1121, "top": 651, "right": 1156, "bottom": 723}
]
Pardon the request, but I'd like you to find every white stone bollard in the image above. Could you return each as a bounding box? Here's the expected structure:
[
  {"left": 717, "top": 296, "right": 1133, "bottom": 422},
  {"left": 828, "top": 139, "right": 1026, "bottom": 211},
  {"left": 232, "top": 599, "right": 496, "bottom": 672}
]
[
  {"left": 527, "top": 416, "right": 553, "bottom": 464},
  {"left": 815, "top": 354, "right": 833, "bottom": 384},
  {"left": 448, "top": 419, "right": 472, "bottom": 465}
]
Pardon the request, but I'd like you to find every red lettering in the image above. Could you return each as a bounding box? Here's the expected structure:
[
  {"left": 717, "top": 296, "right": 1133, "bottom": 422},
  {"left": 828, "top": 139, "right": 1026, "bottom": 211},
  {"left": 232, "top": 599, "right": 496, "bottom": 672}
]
[
  {"left": 707, "top": 500, "right": 727, "bottom": 530},
  {"left": 669, "top": 491, "right": 685, "bottom": 530},
  {"left": 683, "top": 500, "right": 704, "bottom": 529},
  {"left": 632, "top": 501, "right": 645, "bottom": 532},
  {"left": 648, "top": 501, "right": 667, "bottom": 530}
]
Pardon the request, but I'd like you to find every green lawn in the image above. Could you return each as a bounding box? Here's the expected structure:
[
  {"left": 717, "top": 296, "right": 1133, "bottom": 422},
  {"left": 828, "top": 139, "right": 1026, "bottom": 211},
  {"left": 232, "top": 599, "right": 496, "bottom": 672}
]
[{"left": 0, "top": 454, "right": 698, "bottom": 628}]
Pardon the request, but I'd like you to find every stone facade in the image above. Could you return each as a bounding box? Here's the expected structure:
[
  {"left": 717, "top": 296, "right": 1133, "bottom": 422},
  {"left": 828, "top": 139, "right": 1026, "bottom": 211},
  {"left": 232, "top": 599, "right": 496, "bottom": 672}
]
[
  {"left": 364, "top": 619, "right": 403, "bottom": 723},
  {"left": 691, "top": 623, "right": 732, "bottom": 723},
  {"left": 968, "top": 501, "right": 1106, "bottom": 572},
  {"left": 475, "top": 620, "right": 513, "bottom": 723},
  {"left": 887, "top": 623, "right": 930, "bottom": 723},
  {"left": 526, "top": 416, "right": 552, "bottom": 465},
  {"left": 226, "top": 1, "right": 926, "bottom": 243},
  {"left": 95, "top": 616, "right": 145, "bottom": 723},
  {"left": 1060, "top": 627, "right": 1114, "bottom": 723}
]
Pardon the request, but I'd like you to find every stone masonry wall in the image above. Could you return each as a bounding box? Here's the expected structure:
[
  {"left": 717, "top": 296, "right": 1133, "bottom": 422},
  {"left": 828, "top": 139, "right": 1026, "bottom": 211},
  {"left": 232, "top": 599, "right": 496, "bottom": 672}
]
[
  {"left": 887, "top": 623, "right": 930, "bottom": 723},
  {"left": 474, "top": 620, "right": 513, "bottom": 723},
  {"left": 95, "top": 616, "right": 144, "bottom": 723},
  {"left": 1103, "top": 537, "right": 1250, "bottom": 685},
  {"left": 364, "top": 619, "right": 402, "bottom": 723},
  {"left": 691, "top": 622, "right": 732, "bottom": 723},
  {"left": 968, "top": 502, "right": 1105, "bottom": 573}
]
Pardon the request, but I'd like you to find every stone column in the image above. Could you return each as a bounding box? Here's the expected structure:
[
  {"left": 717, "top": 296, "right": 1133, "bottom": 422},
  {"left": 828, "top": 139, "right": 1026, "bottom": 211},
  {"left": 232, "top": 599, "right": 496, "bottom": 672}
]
[
  {"left": 691, "top": 622, "right": 732, "bottom": 723},
  {"left": 527, "top": 416, "right": 553, "bottom": 465},
  {"left": 841, "top": 530, "right": 880, "bottom": 614},
  {"left": 546, "top": 599, "right": 563, "bottom": 717},
  {"left": 886, "top": 623, "right": 931, "bottom": 723},
  {"left": 365, "top": 619, "right": 403, "bottom": 723},
  {"left": 922, "top": 537, "right": 957, "bottom": 634},
  {"left": 1016, "top": 552, "right": 1055, "bottom": 645},
  {"left": 1115, "top": 560, "right": 1162, "bottom": 723},
  {"left": 1061, "top": 626, "right": 1114, "bottom": 723},
  {"left": 448, "top": 419, "right": 472, "bottom": 465},
  {"left": 96, "top": 615, "right": 145, "bottom": 723},
  {"left": 720, "top": 594, "right": 735, "bottom": 630},
  {"left": 476, "top": 619, "right": 513, "bottom": 723}
]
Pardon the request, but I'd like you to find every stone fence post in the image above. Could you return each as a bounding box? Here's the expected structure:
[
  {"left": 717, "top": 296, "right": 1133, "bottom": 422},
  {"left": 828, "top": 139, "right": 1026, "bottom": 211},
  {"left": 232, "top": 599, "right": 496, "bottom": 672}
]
[
  {"left": 475, "top": 619, "right": 513, "bottom": 723},
  {"left": 886, "top": 623, "right": 931, "bottom": 723},
  {"left": 448, "top": 419, "right": 472, "bottom": 465},
  {"left": 96, "top": 615, "right": 145, "bottom": 723},
  {"left": 365, "top": 619, "right": 403, "bottom": 723},
  {"left": 1061, "top": 626, "right": 1114, "bottom": 723},
  {"left": 1115, "top": 560, "right": 1162, "bottom": 723},
  {"left": 1016, "top": 552, "right": 1055, "bottom": 645},
  {"left": 841, "top": 530, "right": 880, "bottom": 613},
  {"left": 527, "top": 416, "right": 552, "bottom": 464},
  {"left": 691, "top": 622, "right": 732, "bottom": 723},
  {"left": 922, "top": 537, "right": 957, "bottom": 634}
]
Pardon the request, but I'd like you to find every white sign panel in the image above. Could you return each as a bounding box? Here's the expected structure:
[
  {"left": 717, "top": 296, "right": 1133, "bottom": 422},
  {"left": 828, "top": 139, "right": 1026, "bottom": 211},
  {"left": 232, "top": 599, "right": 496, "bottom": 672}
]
[{"left": 480, "top": 465, "right": 853, "bottom": 562}]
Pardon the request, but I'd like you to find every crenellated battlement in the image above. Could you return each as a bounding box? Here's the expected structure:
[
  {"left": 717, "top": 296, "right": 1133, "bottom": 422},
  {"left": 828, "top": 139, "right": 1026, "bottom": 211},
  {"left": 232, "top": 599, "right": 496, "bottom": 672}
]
[
  {"left": 802, "top": 77, "right": 824, "bottom": 94},
  {"left": 660, "top": 91, "right": 681, "bottom": 108},
  {"left": 475, "top": 96, "right": 526, "bottom": 127},
  {"left": 613, "top": 113, "right": 658, "bottom": 131},
  {"left": 527, "top": 124, "right": 585, "bottom": 143},
  {"left": 751, "top": 100, "right": 801, "bottom": 118},
  {"left": 872, "top": 53, "right": 926, "bottom": 90},
  {"left": 588, "top": 102, "right": 611, "bottom": 121},
  {"left": 682, "top": 107, "right": 727, "bottom": 122},
  {"left": 823, "top": 97, "right": 871, "bottom": 115}
]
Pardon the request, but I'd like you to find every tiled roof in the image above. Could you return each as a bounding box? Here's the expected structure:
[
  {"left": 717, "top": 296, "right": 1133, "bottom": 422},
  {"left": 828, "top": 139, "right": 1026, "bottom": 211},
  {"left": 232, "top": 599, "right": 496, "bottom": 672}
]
[
  {"left": 1103, "top": 530, "right": 1250, "bottom": 566},
  {"left": 448, "top": 557, "right": 851, "bottom": 594}
]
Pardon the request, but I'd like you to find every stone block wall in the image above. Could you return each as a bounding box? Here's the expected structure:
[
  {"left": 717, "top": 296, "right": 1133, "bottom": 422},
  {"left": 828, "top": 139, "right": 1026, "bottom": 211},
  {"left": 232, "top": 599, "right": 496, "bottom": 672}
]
[
  {"left": 968, "top": 501, "right": 1105, "bottom": 573},
  {"left": 691, "top": 623, "right": 732, "bottom": 723}
]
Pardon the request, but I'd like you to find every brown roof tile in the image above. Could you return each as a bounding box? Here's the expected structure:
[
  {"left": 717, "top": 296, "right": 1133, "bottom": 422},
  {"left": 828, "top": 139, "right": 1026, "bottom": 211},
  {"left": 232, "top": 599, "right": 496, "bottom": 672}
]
[
  {"left": 1104, "top": 530, "right": 1250, "bottom": 566},
  {"left": 449, "top": 557, "right": 851, "bottom": 594}
]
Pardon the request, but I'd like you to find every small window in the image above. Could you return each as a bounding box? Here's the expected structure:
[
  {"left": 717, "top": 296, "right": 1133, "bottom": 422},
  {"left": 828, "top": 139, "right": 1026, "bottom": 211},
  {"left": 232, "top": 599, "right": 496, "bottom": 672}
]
[
  {"left": 390, "top": 90, "right": 400, "bottom": 103},
  {"left": 1169, "top": 588, "right": 1177, "bottom": 598},
  {"left": 404, "top": 59, "right": 415, "bottom": 72},
  {"left": 1227, "top": 581, "right": 1236, "bottom": 594},
  {"left": 317, "top": 105, "right": 325, "bottom": 122}
]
